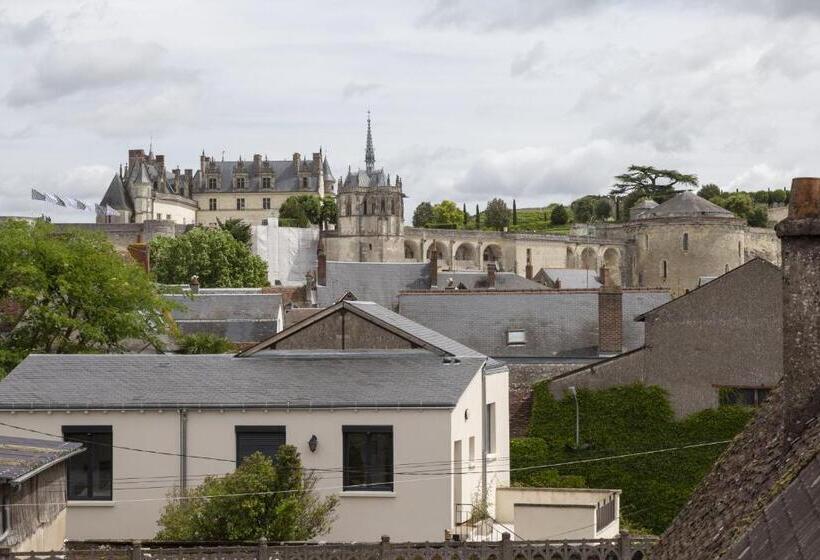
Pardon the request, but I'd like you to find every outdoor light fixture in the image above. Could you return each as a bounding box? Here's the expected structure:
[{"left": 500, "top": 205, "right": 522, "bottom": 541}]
[{"left": 308, "top": 434, "right": 318, "bottom": 452}]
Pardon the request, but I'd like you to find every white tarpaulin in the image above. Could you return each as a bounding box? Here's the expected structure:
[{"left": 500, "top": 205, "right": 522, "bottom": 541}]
[{"left": 252, "top": 219, "right": 319, "bottom": 286}]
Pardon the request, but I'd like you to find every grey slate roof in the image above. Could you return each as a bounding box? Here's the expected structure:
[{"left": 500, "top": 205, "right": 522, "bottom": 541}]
[
  {"left": 533, "top": 268, "right": 601, "bottom": 289},
  {"left": 165, "top": 293, "right": 282, "bottom": 343},
  {"left": 317, "top": 261, "right": 431, "bottom": 309},
  {"left": 638, "top": 191, "right": 735, "bottom": 220},
  {"left": 444, "top": 272, "right": 547, "bottom": 290},
  {"left": 100, "top": 174, "right": 131, "bottom": 212},
  {"left": 342, "top": 167, "right": 390, "bottom": 189},
  {"left": 0, "top": 352, "right": 483, "bottom": 409},
  {"left": 0, "top": 435, "right": 82, "bottom": 482},
  {"left": 398, "top": 290, "right": 670, "bottom": 358},
  {"left": 194, "top": 155, "right": 332, "bottom": 194}
]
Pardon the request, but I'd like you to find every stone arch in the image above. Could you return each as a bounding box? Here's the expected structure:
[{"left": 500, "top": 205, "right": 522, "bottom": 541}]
[
  {"left": 404, "top": 240, "right": 418, "bottom": 260},
  {"left": 483, "top": 243, "right": 503, "bottom": 267},
  {"left": 603, "top": 247, "right": 622, "bottom": 285},
  {"left": 454, "top": 242, "right": 477, "bottom": 262},
  {"left": 580, "top": 247, "right": 597, "bottom": 270},
  {"left": 566, "top": 246, "right": 576, "bottom": 268},
  {"left": 427, "top": 240, "right": 449, "bottom": 263}
]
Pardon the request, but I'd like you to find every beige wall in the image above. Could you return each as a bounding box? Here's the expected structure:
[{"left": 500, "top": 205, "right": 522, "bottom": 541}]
[
  {"left": 193, "top": 192, "right": 295, "bottom": 226},
  {"left": 513, "top": 504, "right": 595, "bottom": 540},
  {"left": 13, "top": 509, "right": 67, "bottom": 552}
]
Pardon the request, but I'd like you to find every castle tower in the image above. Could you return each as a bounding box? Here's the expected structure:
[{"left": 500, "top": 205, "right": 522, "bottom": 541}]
[{"left": 130, "top": 161, "right": 154, "bottom": 223}]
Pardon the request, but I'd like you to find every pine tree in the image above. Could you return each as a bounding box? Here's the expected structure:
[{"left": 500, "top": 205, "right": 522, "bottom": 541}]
[
  {"left": 512, "top": 199, "right": 518, "bottom": 225},
  {"left": 476, "top": 204, "right": 481, "bottom": 228},
  {"left": 463, "top": 203, "right": 468, "bottom": 227}
]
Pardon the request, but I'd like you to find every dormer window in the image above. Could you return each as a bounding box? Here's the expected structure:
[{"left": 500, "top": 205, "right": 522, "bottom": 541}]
[
  {"left": 236, "top": 177, "right": 246, "bottom": 190},
  {"left": 262, "top": 177, "right": 272, "bottom": 190},
  {"left": 207, "top": 177, "right": 218, "bottom": 190},
  {"left": 302, "top": 177, "right": 309, "bottom": 189}
]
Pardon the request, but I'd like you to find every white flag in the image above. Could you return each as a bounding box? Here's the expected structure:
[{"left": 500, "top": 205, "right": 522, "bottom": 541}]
[
  {"left": 45, "top": 193, "right": 66, "bottom": 207},
  {"left": 105, "top": 205, "right": 121, "bottom": 217},
  {"left": 63, "top": 197, "right": 88, "bottom": 211}
]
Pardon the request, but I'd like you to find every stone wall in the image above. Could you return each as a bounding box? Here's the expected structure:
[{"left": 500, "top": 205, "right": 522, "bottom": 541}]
[{"left": 54, "top": 221, "right": 185, "bottom": 251}]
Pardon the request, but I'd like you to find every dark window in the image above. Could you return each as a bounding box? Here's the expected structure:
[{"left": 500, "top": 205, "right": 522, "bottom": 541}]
[
  {"left": 235, "top": 426, "right": 286, "bottom": 466},
  {"left": 719, "top": 387, "right": 771, "bottom": 407},
  {"left": 236, "top": 198, "right": 246, "bottom": 210},
  {"left": 0, "top": 491, "right": 9, "bottom": 535},
  {"left": 236, "top": 177, "right": 246, "bottom": 190},
  {"left": 262, "top": 177, "right": 272, "bottom": 189},
  {"left": 263, "top": 198, "right": 271, "bottom": 210},
  {"left": 662, "top": 260, "right": 668, "bottom": 279},
  {"left": 208, "top": 177, "right": 217, "bottom": 190},
  {"left": 683, "top": 233, "right": 689, "bottom": 251},
  {"left": 63, "top": 426, "right": 112, "bottom": 501},
  {"left": 209, "top": 198, "right": 217, "bottom": 211},
  {"left": 381, "top": 199, "right": 386, "bottom": 213},
  {"left": 302, "top": 177, "right": 308, "bottom": 189},
  {"left": 343, "top": 426, "right": 393, "bottom": 492}
]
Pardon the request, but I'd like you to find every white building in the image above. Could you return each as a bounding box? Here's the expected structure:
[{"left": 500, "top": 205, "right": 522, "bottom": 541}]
[{"left": 0, "top": 300, "right": 509, "bottom": 542}]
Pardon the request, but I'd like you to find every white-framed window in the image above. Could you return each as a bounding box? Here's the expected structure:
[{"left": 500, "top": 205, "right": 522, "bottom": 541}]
[
  {"left": 209, "top": 198, "right": 217, "bottom": 211},
  {"left": 262, "top": 177, "right": 272, "bottom": 189},
  {"left": 236, "top": 198, "right": 246, "bottom": 210},
  {"left": 507, "top": 330, "right": 526, "bottom": 346},
  {"left": 485, "top": 403, "right": 496, "bottom": 455},
  {"left": 207, "top": 177, "right": 218, "bottom": 190}
]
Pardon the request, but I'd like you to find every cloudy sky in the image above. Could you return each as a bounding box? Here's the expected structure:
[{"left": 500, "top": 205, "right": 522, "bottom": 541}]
[{"left": 2, "top": 0, "right": 819, "bottom": 222}]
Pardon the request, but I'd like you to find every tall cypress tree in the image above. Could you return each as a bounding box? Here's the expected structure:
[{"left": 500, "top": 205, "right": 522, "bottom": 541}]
[
  {"left": 463, "top": 203, "right": 468, "bottom": 227},
  {"left": 476, "top": 204, "right": 481, "bottom": 228},
  {"left": 512, "top": 199, "right": 518, "bottom": 225}
]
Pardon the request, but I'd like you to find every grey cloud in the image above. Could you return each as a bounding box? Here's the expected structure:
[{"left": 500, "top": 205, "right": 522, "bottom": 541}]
[
  {"left": 510, "top": 41, "right": 546, "bottom": 77},
  {"left": 342, "top": 82, "right": 382, "bottom": 99},
  {"left": 0, "top": 13, "right": 52, "bottom": 46}
]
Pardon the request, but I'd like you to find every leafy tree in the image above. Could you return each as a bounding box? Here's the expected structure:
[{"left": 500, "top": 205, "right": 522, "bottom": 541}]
[
  {"left": 571, "top": 197, "right": 596, "bottom": 223},
  {"left": 176, "top": 333, "right": 235, "bottom": 354},
  {"left": 150, "top": 228, "right": 268, "bottom": 288},
  {"left": 611, "top": 165, "right": 698, "bottom": 201},
  {"left": 747, "top": 206, "right": 769, "bottom": 228},
  {"left": 0, "top": 220, "right": 172, "bottom": 375},
  {"left": 770, "top": 189, "right": 788, "bottom": 204},
  {"left": 512, "top": 199, "right": 518, "bottom": 225},
  {"left": 719, "top": 192, "right": 755, "bottom": 218},
  {"left": 594, "top": 198, "right": 612, "bottom": 221},
  {"left": 412, "top": 202, "right": 434, "bottom": 228},
  {"left": 550, "top": 204, "right": 570, "bottom": 226},
  {"left": 280, "top": 195, "right": 321, "bottom": 227},
  {"left": 156, "top": 448, "right": 338, "bottom": 541},
  {"left": 484, "top": 198, "right": 510, "bottom": 231},
  {"left": 218, "top": 218, "right": 251, "bottom": 246},
  {"left": 432, "top": 200, "right": 464, "bottom": 226},
  {"left": 697, "top": 183, "right": 721, "bottom": 201},
  {"left": 751, "top": 191, "right": 770, "bottom": 204},
  {"left": 320, "top": 196, "right": 337, "bottom": 230}
]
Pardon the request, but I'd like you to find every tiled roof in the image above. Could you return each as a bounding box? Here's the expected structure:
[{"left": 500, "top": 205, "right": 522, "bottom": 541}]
[
  {"left": 444, "top": 272, "right": 548, "bottom": 290},
  {"left": 100, "top": 174, "right": 132, "bottom": 212},
  {"left": 0, "top": 352, "right": 484, "bottom": 410},
  {"left": 317, "top": 261, "right": 431, "bottom": 309},
  {"left": 166, "top": 293, "right": 282, "bottom": 321},
  {"left": 0, "top": 435, "right": 83, "bottom": 482},
  {"left": 638, "top": 191, "right": 735, "bottom": 220},
  {"left": 194, "top": 156, "right": 332, "bottom": 194},
  {"left": 534, "top": 268, "right": 601, "bottom": 289}
]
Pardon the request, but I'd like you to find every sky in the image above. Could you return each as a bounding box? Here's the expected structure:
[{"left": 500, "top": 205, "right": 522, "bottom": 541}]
[{"left": 2, "top": 0, "right": 820, "bottom": 222}]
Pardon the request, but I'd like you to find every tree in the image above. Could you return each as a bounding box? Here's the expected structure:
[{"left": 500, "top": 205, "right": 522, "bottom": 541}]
[
  {"left": 747, "top": 206, "right": 769, "bottom": 228},
  {"left": 571, "top": 196, "right": 596, "bottom": 223},
  {"left": 0, "top": 220, "right": 172, "bottom": 375},
  {"left": 512, "top": 199, "right": 518, "bottom": 225},
  {"left": 320, "top": 196, "right": 337, "bottom": 230},
  {"left": 770, "top": 189, "right": 788, "bottom": 204},
  {"left": 697, "top": 183, "right": 721, "bottom": 201},
  {"left": 484, "top": 198, "right": 510, "bottom": 231},
  {"left": 719, "top": 192, "right": 755, "bottom": 218},
  {"left": 462, "top": 203, "right": 468, "bottom": 227},
  {"left": 412, "top": 202, "right": 434, "bottom": 227},
  {"left": 156, "top": 448, "right": 338, "bottom": 541},
  {"left": 176, "top": 333, "right": 235, "bottom": 354},
  {"left": 751, "top": 190, "right": 770, "bottom": 204},
  {"left": 150, "top": 228, "right": 269, "bottom": 288},
  {"left": 432, "top": 200, "right": 463, "bottom": 226},
  {"left": 218, "top": 218, "right": 251, "bottom": 246},
  {"left": 611, "top": 165, "right": 698, "bottom": 200},
  {"left": 475, "top": 204, "right": 481, "bottom": 228},
  {"left": 280, "top": 195, "right": 321, "bottom": 227},
  {"left": 594, "top": 199, "right": 612, "bottom": 221},
  {"left": 550, "top": 204, "right": 570, "bottom": 226}
]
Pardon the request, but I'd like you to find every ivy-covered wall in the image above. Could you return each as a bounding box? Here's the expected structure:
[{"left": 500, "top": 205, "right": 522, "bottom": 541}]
[{"left": 511, "top": 382, "right": 754, "bottom": 534}]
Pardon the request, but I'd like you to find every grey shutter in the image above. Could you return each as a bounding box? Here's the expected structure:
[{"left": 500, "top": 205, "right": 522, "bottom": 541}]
[{"left": 235, "top": 427, "right": 286, "bottom": 465}]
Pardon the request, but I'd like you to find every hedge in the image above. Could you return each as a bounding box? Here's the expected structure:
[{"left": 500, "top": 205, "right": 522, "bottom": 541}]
[{"left": 512, "top": 382, "right": 754, "bottom": 534}]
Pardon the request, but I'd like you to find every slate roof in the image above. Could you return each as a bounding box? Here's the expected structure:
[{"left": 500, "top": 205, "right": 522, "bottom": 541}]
[
  {"left": 194, "top": 155, "right": 332, "bottom": 194},
  {"left": 0, "top": 435, "right": 83, "bottom": 483},
  {"left": 341, "top": 167, "right": 390, "bottom": 189},
  {"left": 637, "top": 191, "right": 735, "bottom": 220},
  {"left": 444, "top": 272, "right": 548, "bottom": 290},
  {"left": 317, "top": 261, "right": 432, "bottom": 309},
  {"left": 0, "top": 352, "right": 484, "bottom": 410},
  {"left": 164, "top": 292, "right": 282, "bottom": 343},
  {"left": 100, "top": 174, "right": 132, "bottom": 212},
  {"left": 533, "top": 268, "right": 601, "bottom": 289},
  {"left": 398, "top": 290, "right": 670, "bottom": 358}
]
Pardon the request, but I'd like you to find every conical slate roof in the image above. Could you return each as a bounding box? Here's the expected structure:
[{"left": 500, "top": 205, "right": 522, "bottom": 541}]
[
  {"left": 639, "top": 191, "right": 735, "bottom": 220},
  {"left": 100, "top": 174, "right": 132, "bottom": 212},
  {"left": 130, "top": 161, "right": 153, "bottom": 185}
]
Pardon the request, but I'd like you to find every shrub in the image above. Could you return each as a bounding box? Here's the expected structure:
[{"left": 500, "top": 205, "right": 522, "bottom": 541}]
[{"left": 176, "top": 333, "right": 235, "bottom": 354}]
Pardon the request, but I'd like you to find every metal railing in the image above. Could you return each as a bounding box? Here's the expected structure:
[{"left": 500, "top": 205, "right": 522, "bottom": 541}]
[{"left": 596, "top": 495, "right": 618, "bottom": 532}]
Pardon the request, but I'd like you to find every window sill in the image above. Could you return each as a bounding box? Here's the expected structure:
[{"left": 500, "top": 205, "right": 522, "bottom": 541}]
[
  {"left": 340, "top": 491, "right": 396, "bottom": 498},
  {"left": 68, "top": 500, "right": 115, "bottom": 507}
]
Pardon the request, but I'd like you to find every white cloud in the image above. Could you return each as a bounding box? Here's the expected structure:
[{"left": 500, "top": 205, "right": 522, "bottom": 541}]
[
  {"left": 342, "top": 82, "right": 383, "bottom": 99},
  {"left": 510, "top": 41, "right": 546, "bottom": 78},
  {"left": 729, "top": 164, "right": 797, "bottom": 190}
]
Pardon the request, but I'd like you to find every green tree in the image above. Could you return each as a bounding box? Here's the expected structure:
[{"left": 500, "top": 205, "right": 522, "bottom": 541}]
[
  {"left": 176, "top": 333, "right": 235, "bottom": 354},
  {"left": 412, "top": 202, "right": 434, "bottom": 228},
  {"left": 697, "top": 183, "right": 721, "bottom": 201},
  {"left": 571, "top": 196, "right": 596, "bottom": 223},
  {"left": 218, "top": 218, "right": 251, "bottom": 246},
  {"left": 484, "top": 198, "right": 510, "bottom": 231},
  {"left": 594, "top": 198, "right": 612, "bottom": 221},
  {"left": 611, "top": 165, "right": 698, "bottom": 201},
  {"left": 719, "top": 192, "right": 755, "bottom": 218},
  {"left": 475, "top": 204, "right": 481, "bottom": 228},
  {"left": 512, "top": 199, "right": 518, "bottom": 225},
  {"left": 751, "top": 191, "right": 770, "bottom": 204},
  {"left": 432, "top": 200, "right": 464, "bottom": 226},
  {"left": 550, "top": 204, "right": 570, "bottom": 226},
  {"left": 462, "top": 203, "right": 468, "bottom": 227},
  {"left": 150, "top": 228, "right": 268, "bottom": 288},
  {"left": 747, "top": 206, "right": 769, "bottom": 228},
  {"left": 156, "top": 448, "right": 338, "bottom": 541},
  {"left": 280, "top": 195, "right": 321, "bottom": 227},
  {"left": 320, "top": 196, "right": 337, "bottom": 230},
  {"left": 0, "top": 220, "right": 172, "bottom": 375},
  {"left": 770, "top": 189, "right": 787, "bottom": 204}
]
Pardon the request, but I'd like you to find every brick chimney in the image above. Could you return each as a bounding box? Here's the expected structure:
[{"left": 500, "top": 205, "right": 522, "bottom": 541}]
[
  {"left": 430, "top": 248, "right": 438, "bottom": 288},
  {"left": 776, "top": 177, "right": 820, "bottom": 441},
  {"left": 293, "top": 152, "right": 301, "bottom": 172},
  {"left": 313, "top": 152, "right": 322, "bottom": 172},
  {"left": 487, "top": 262, "right": 497, "bottom": 289},
  {"left": 598, "top": 266, "right": 623, "bottom": 356},
  {"left": 317, "top": 249, "right": 327, "bottom": 287}
]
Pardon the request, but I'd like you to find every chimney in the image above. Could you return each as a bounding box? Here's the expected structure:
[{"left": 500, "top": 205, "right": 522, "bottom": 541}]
[
  {"left": 189, "top": 275, "right": 200, "bottom": 294},
  {"left": 317, "top": 249, "right": 327, "bottom": 286},
  {"left": 525, "top": 248, "right": 533, "bottom": 280},
  {"left": 430, "top": 248, "right": 438, "bottom": 288},
  {"left": 598, "top": 266, "right": 623, "bottom": 356},
  {"left": 155, "top": 154, "right": 165, "bottom": 167},
  {"left": 293, "top": 152, "right": 301, "bottom": 172},
  {"left": 776, "top": 177, "right": 820, "bottom": 441},
  {"left": 487, "top": 262, "right": 497, "bottom": 289},
  {"left": 313, "top": 152, "right": 322, "bottom": 172},
  {"left": 254, "top": 154, "right": 262, "bottom": 168}
]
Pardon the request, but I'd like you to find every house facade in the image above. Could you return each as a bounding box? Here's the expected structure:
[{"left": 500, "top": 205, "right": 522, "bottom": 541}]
[{"left": 0, "top": 301, "right": 509, "bottom": 543}]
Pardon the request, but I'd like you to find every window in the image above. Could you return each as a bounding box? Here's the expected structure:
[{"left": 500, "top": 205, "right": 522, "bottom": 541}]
[
  {"left": 166, "top": 214, "right": 171, "bottom": 220},
  {"left": 302, "top": 177, "right": 308, "bottom": 189},
  {"left": 235, "top": 426, "right": 286, "bottom": 466},
  {"left": 209, "top": 198, "right": 217, "bottom": 211},
  {"left": 345, "top": 199, "right": 352, "bottom": 216},
  {"left": 236, "top": 177, "right": 246, "bottom": 190},
  {"left": 719, "top": 387, "right": 770, "bottom": 407},
  {"left": 263, "top": 198, "right": 271, "bottom": 210},
  {"left": 343, "top": 426, "right": 393, "bottom": 492},
  {"left": 262, "top": 177, "right": 272, "bottom": 190},
  {"left": 468, "top": 436, "right": 475, "bottom": 463},
  {"left": 0, "top": 491, "right": 9, "bottom": 536},
  {"left": 63, "top": 426, "right": 112, "bottom": 501},
  {"left": 738, "top": 241, "right": 742, "bottom": 258},
  {"left": 485, "top": 403, "right": 496, "bottom": 454},
  {"left": 208, "top": 177, "right": 218, "bottom": 190},
  {"left": 683, "top": 233, "right": 689, "bottom": 251},
  {"left": 381, "top": 199, "right": 386, "bottom": 213},
  {"left": 236, "top": 198, "right": 246, "bottom": 210},
  {"left": 661, "top": 260, "right": 668, "bottom": 280},
  {"left": 156, "top": 213, "right": 161, "bottom": 220},
  {"left": 507, "top": 330, "right": 526, "bottom": 346}
]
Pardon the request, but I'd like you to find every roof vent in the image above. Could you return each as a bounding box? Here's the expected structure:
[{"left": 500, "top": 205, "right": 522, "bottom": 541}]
[{"left": 442, "top": 357, "right": 452, "bottom": 364}]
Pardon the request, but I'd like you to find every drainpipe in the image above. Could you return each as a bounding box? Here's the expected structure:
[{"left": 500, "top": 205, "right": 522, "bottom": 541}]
[
  {"left": 179, "top": 409, "right": 188, "bottom": 492},
  {"left": 480, "top": 359, "right": 488, "bottom": 507}
]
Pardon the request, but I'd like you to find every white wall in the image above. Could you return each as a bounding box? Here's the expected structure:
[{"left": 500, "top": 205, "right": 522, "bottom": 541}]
[
  {"left": 252, "top": 221, "right": 319, "bottom": 286},
  {"left": 152, "top": 200, "right": 197, "bottom": 225}
]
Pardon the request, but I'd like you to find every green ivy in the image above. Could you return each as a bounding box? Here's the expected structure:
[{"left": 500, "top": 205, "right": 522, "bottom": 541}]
[{"left": 513, "top": 382, "right": 754, "bottom": 534}]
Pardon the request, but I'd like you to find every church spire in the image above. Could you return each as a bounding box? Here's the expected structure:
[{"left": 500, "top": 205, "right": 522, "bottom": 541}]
[{"left": 365, "top": 110, "right": 375, "bottom": 173}]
